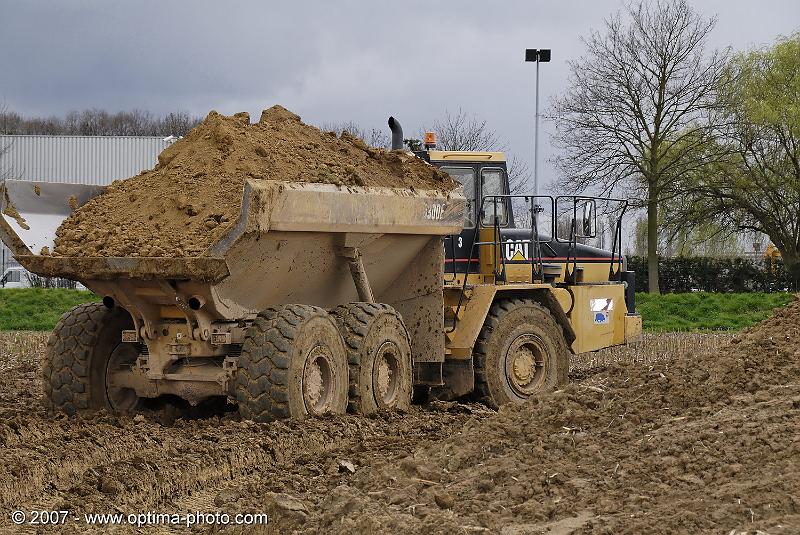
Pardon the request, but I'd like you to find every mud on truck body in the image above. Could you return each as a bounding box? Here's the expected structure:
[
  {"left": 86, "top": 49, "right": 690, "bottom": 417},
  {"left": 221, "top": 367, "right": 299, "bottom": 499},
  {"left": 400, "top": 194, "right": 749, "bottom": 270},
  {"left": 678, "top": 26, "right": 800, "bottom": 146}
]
[{"left": 0, "top": 119, "right": 641, "bottom": 421}]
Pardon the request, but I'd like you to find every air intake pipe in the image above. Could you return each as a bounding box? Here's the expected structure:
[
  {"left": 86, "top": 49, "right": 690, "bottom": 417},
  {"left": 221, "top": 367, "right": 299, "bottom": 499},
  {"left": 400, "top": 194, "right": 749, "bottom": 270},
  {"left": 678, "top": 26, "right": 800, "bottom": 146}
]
[{"left": 388, "top": 116, "right": 403, "bottom": 150}]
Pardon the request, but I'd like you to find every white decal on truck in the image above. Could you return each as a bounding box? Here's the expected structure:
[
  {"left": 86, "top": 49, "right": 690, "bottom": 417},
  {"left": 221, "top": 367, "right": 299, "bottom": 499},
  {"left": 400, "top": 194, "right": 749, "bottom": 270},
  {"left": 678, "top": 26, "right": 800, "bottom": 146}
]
[
  {"left": 591, "top": 298, "right": 614, "bottom": 311},
  {"left": 425, "top": 203, "right": 445, "bottom": 220}
]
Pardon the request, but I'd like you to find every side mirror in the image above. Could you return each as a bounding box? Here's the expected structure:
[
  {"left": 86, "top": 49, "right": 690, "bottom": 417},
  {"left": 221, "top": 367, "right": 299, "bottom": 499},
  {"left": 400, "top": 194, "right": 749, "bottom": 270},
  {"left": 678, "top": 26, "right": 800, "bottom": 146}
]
[{"left": 580, "top": 200, "right": 596, "bottom": 238}]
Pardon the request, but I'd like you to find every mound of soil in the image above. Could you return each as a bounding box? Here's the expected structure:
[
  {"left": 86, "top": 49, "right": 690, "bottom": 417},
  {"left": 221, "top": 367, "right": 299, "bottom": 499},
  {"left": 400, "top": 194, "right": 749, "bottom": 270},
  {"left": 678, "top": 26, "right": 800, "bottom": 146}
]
[
  {"left": 216, "top": 296, "right": 800, "bottom": 534},
  {"left": 52, "top": 106, "right": 457, "bottom": 258},
  {"left": 0, "top": 298, "right": 797, "bottom": 533}
]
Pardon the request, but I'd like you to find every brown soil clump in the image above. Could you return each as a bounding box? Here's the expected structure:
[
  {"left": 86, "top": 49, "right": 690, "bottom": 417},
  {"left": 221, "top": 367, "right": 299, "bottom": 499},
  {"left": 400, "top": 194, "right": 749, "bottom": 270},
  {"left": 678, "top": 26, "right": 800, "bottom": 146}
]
[
  {"left": 1, "top": 189, "right": 29, "bottom": 231},
  {"left": 52, "top": 106, "right": 457, "bottom": 258}
]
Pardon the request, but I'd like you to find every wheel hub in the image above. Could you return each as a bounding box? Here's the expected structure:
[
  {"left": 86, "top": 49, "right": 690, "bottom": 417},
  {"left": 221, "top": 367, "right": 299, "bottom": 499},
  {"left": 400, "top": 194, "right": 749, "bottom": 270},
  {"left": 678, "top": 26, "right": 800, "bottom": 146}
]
[
  {"left": 512, "top": 353, "right": 535, "bottom": 384},
  {"left": 505, "top": 334, "right": 546, "bottom": 398},
  {"left": 373, "top": 342, "right": 400, "bottom": 406},
  {"left": 105, "top": 344, "right": 139, "bottom": 412},
  {"left": 303, "top": 345, "right": 334, "bottom": 415}
]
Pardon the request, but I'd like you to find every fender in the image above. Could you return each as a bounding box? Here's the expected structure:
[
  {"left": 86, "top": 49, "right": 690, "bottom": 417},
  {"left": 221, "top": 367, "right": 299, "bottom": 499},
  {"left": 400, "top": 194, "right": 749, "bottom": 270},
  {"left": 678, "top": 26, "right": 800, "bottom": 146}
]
[{"left": 445, "top": 284, "right": 576, "bottom": 358}]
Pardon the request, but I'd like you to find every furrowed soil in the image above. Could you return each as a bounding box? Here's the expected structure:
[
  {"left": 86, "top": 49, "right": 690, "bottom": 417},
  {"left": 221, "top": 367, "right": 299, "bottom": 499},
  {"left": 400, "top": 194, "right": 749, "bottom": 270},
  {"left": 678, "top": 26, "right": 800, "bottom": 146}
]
[
  {"left": 1, "top": 298, "right": 799, "bottom": 534},
  {"left": 52, "top": 106, "right": 458, "bottom": 258}
]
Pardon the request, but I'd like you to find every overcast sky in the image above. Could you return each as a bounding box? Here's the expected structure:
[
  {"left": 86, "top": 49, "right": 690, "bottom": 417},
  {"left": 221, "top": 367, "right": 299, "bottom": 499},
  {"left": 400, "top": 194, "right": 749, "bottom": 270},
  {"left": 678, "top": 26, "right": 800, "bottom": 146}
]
[{"left": 1, "top": 0, "right": 798, "bottom": 192}]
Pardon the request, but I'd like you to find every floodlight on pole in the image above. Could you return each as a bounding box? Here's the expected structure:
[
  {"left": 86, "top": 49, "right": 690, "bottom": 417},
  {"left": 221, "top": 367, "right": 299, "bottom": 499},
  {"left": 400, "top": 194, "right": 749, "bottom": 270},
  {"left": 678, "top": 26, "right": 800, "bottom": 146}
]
[{"left": 525, "top": 48, "right": 551, "bottom": 199}]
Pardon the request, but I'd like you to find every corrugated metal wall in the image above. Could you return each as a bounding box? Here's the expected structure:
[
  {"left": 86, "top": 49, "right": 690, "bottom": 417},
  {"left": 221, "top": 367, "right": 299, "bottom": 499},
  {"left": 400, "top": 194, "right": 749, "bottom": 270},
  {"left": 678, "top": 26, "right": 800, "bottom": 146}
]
[
  {"left": 1, "top": 135, "right": 172, "bottom": 273},
  {"left": 0, "top": 135, "right": 172, "bottom": 185}
]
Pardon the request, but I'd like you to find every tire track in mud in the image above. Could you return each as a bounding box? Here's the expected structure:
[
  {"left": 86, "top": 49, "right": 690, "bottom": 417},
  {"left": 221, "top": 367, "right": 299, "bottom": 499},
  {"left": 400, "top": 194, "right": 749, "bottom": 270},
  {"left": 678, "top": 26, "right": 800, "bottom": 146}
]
[
  {"left": 0, "top": 411, "right": 163, "bottom": 510},
  {"left": 1, "top": 406, "right": 471, "bottom": 515},
  {"left": 61, "top": 415, "right": 451, "bottom": 513},
  {"left": 0, "top": 340, "right": 479, "bottom": 519}
]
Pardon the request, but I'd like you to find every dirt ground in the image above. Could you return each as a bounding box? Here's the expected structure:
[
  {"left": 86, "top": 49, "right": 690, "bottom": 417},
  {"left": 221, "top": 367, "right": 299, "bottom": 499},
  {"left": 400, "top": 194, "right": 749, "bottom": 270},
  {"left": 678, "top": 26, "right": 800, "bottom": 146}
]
[
  {"left": 51, "top": 106, "right": 458, "bottom": 259},
  {"left": 0, "top": 300, "right": 798, "bottom": 534}
]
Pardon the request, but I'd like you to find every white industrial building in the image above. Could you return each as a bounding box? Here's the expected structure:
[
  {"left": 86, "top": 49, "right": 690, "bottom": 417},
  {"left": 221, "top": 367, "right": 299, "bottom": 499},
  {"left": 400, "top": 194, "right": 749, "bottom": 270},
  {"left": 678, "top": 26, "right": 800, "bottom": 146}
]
[{"left": 1, "top": 135, "right": 173, "bottom": 278}]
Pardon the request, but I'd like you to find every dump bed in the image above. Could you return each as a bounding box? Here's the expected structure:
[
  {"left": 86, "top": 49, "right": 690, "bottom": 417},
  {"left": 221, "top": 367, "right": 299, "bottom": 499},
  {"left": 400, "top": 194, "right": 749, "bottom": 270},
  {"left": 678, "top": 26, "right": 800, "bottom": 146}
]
[
  {"left": 2, "top": 178, "right": 464, "bottom": 283},
  {"left": 2, "top": 178, "right": 465, "bottom": 361}
]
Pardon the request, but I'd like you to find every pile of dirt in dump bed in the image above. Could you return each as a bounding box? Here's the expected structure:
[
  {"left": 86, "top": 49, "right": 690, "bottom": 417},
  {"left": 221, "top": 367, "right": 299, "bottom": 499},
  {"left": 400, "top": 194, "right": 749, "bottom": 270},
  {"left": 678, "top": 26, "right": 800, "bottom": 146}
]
[{"left": 51, "top": 106, "right": 458, "bottom": 258}]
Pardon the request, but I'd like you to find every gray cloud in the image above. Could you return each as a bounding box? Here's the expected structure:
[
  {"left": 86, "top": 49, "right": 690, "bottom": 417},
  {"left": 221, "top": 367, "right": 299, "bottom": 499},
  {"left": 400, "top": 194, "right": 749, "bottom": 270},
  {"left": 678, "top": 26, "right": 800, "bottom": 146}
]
[{"left": 2, "top": 0, "right": 797, "bottom": 190}]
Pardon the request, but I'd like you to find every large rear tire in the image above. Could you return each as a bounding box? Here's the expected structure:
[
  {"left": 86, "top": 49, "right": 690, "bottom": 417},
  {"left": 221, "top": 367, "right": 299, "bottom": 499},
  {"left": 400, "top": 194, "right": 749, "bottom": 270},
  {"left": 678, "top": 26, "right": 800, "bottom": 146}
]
[
  {"left": 234, "top": 304, "right": 348, "bottom": 422},
  {"left": 331, "top": 303, "right": 412, "bottom": 415},
  {"left": 43, "top": 302, "right": 139, "bottom": 415},
  {"left": 474, "top": 298, "right": 568, "bottom": 409}
]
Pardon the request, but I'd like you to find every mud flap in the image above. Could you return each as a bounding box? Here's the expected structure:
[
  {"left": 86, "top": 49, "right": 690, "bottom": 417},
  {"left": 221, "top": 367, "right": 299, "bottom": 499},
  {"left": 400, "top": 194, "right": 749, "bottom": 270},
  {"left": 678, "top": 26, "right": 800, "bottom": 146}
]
[
  {"left": 413, "top": 361, "right": 443, "bottom": 386},
  {"left": 430, "top": 359, "right": 474, "bottom": 400}
]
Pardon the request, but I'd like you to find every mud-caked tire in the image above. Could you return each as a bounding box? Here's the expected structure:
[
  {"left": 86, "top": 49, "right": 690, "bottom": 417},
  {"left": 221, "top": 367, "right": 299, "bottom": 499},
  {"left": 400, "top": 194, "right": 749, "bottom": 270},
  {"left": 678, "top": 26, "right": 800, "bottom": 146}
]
[
  {"left": 474, "top": 299, "right": 569, "bottom": 409},
  {"left": 43, "top": 302, "right": 138, "bottom": 415},
  {"left": 331, "top": 303, "right": 412, "bottom": 415},
  {"left": 235, "top": 304, "right": 348, "bottom": 422}
]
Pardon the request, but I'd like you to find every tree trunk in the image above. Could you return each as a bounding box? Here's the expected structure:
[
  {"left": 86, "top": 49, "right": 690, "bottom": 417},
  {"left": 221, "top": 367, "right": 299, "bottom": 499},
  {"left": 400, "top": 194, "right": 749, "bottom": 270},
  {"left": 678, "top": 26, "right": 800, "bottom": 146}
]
[
  {"left": 647, "top": 184, "right": 660, "bottom": 294},
  {"left": 777, "top": 245, "right": 800, "bottom": 289}
]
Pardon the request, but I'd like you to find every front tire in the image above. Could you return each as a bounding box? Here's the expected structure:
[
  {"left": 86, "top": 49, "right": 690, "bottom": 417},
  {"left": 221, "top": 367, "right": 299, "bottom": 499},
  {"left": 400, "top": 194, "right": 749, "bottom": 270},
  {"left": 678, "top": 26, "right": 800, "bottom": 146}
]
[
  {"left": 235, "top": 304, "right": 348, "bottom": 422},
  {"left": 43, "top": 302, "right": 138, "bottom": 415},
  {"left": 474, "top": 299, "right": 568, "bottom": 408}
]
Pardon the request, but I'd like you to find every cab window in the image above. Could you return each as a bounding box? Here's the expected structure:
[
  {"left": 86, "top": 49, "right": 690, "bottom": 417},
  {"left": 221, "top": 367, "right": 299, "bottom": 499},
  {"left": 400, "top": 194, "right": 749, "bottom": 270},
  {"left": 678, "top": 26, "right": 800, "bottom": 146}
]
[
  {"left": 481, "top": 168, "right": 508, "bottom": 226},
  {"left": 440, "top": 167, "right": 476, "bottom": 227}
]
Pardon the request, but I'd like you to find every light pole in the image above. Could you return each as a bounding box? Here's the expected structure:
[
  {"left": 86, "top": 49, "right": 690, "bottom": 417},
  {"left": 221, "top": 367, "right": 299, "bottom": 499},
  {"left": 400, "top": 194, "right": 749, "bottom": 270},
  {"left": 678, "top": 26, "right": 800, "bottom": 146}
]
[{"left": 525, "top": 48, "right": 551, "bottom": 198}]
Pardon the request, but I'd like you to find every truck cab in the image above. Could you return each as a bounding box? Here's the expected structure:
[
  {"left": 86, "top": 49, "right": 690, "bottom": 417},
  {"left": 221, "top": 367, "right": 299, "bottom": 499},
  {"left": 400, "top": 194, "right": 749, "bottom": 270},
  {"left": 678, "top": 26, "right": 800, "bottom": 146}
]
[
  {"left": 421, "top": 149, "right": 632, "bottom": 290},
  {"left": 409, "top": 142, "right": 641, "bottom": 355},
  {"left": 406, "top": 145, "right": 643, "bottom": 403}
]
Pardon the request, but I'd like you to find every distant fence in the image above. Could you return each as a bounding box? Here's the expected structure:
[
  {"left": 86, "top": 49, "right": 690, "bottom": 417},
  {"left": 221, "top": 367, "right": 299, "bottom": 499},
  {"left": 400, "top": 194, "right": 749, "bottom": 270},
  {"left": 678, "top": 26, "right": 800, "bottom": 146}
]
[{"left": 627, "top": 256, "right": 798, "bottom": 293}]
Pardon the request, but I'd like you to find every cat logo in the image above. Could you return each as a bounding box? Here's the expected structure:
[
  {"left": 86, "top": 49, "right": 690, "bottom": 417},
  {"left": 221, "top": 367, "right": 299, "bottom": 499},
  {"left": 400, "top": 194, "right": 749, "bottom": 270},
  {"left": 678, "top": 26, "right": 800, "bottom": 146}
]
[{"left": 504, "top": 241, "right": 529, "bottom": 261}]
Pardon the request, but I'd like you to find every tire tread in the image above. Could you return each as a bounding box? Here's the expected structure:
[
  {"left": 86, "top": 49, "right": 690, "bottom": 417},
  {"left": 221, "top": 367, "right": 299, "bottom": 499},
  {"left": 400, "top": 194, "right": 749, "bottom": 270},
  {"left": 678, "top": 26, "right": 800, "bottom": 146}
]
[
  {"left": 330, "top": 303, "right": 410, "bottom": 414},
  {"left": 43, "top": 302, "right": 110, "bottom": 415},
  {"left": 235, "top": 304, "right": 328, "bottom": 422}
]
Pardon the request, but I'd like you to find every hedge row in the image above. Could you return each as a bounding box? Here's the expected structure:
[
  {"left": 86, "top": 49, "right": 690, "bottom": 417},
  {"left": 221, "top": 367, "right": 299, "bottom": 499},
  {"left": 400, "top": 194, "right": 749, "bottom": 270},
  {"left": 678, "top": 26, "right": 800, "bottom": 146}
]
[{"left": 627, "top": 256, "right": 798, "bottom": 293}]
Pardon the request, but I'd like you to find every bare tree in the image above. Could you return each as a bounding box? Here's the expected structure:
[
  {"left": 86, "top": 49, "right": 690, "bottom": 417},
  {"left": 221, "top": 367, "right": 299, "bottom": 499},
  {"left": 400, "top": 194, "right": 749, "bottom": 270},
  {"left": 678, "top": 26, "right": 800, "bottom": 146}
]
[
  {"left": 0, "top": 102, "right": 13, "bottom": 182},
  {"left": 428, "top": 109, "right": 502, "bottom": 153},
  {"left": 549, "top": 0, "right": 728, "bottom": 293},
  {"left": 504, "top": 155, "right": 531, "bottom": 195},
  {"left": 0, "top": 107, "right": 201, "bottom": 136},
  {"left": 321, "top": 121, "right": 390, "bottom": 149},
  {"left": 160, "top": 111, "right": 197, "bottom": 137}
]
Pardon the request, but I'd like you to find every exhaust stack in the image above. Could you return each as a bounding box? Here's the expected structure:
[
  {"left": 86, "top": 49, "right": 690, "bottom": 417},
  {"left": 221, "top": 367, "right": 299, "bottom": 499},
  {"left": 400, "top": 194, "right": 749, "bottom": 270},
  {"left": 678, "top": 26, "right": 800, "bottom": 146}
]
[{"left": 388, "top": 116, "right": 403, "bottom": 151}]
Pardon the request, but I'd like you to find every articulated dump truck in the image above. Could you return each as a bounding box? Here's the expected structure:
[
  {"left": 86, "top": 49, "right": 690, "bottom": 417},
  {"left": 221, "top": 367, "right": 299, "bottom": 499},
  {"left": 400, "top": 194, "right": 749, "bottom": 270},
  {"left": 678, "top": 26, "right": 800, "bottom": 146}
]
[{"left": 0, "top": 137, "right": 641, "bottom": 422}]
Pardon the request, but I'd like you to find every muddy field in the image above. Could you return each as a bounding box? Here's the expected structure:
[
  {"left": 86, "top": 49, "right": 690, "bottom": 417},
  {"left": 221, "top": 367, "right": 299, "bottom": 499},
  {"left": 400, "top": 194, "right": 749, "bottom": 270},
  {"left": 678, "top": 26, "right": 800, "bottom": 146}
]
[{"left": 1, "top": 301, "right": 799, "bottom": 534}]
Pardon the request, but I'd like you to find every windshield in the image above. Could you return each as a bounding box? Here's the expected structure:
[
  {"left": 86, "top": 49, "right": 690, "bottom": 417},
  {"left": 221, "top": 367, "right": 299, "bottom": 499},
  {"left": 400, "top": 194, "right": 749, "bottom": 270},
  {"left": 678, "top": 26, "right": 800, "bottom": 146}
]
[{"left": 441, "top": 167, "right": 476, "bottom": 227}]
